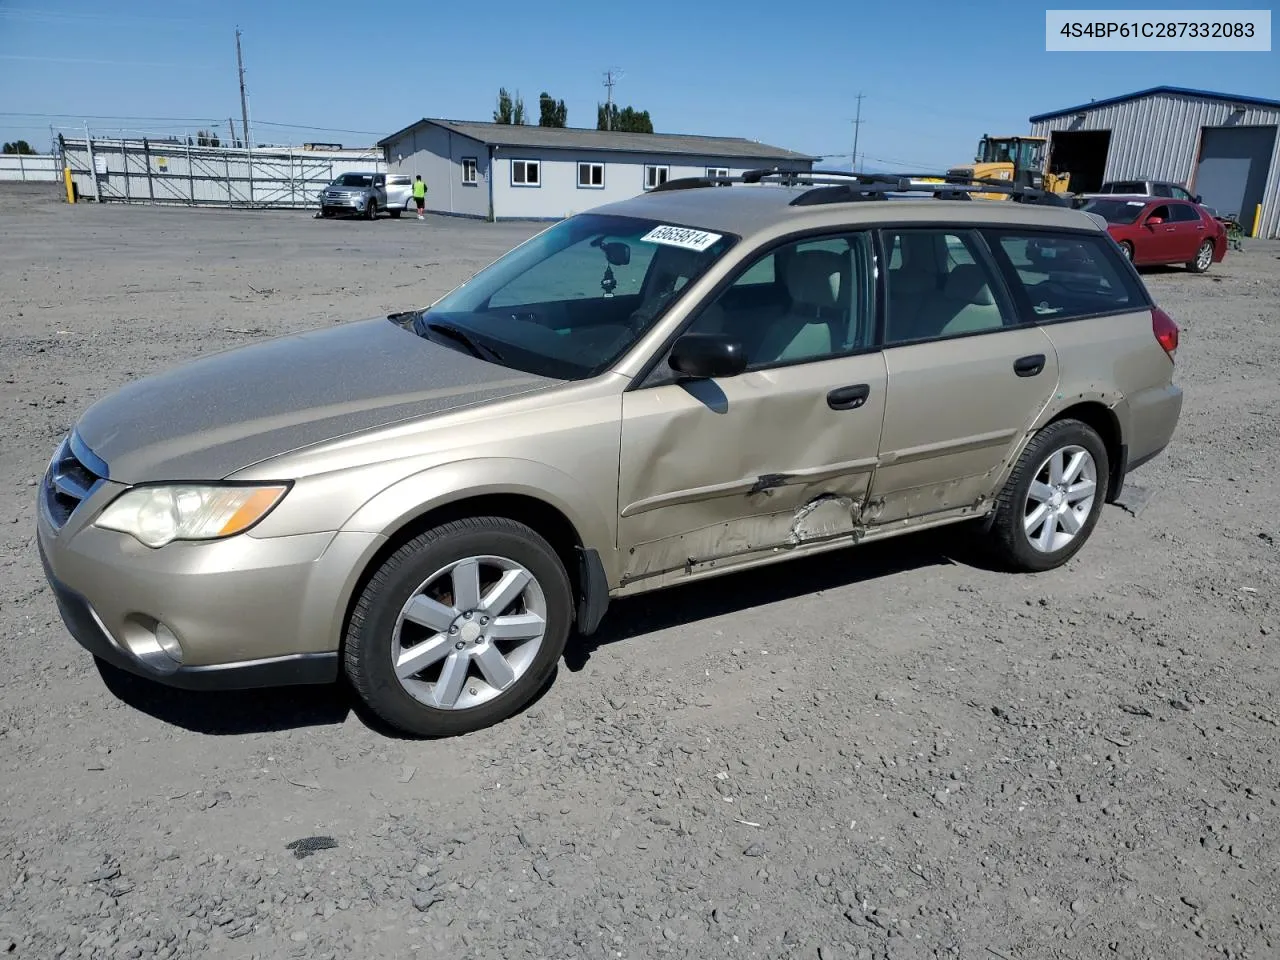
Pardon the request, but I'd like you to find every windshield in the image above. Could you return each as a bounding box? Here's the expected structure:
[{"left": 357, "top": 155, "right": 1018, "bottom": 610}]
[
  {"left": 335, "top": 174, "right": 373, "bottom": 187},
  {"left": 1081, "top": 198, "right": 1148, "bottom": 224},
  {"left": 410, "top": 212, "right": 738, "bottom": 380}
]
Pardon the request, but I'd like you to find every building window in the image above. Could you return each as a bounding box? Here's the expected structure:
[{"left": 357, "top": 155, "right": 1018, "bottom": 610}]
[
  {"left": 644, "top": 164, "right": 670, "bottom": 190},
  {"left": 577, "top": 161, "right": 604, "bottom": 188},
  {"left": 511, "top": 159, "right": 540, "bottom": 187},
  {"left": 707, "top": 167, "right": 730, "bottom": 179},
  {"left": 461, "top": 157, "right": 477, "bottom": 185}
]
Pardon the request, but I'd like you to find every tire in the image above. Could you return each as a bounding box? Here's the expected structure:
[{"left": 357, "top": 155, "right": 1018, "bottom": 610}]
[
  {"left": 1187, "top": 240, "right": 1213, "bottom": 273},
  {"left": 1119, "top": 240, "right": 1133, "bottom": 262},
  {"left": 389, "top": 209, "right": 401, "bottom": 219},
  {"left": 986, "top": 419, "right": 1109, "bottom": 573},
  {"left": 365, "top": 199, "right": 377, "bottom": 220},
  {"left": 343, "top": 517, "right": 573, "bottom": 737}
]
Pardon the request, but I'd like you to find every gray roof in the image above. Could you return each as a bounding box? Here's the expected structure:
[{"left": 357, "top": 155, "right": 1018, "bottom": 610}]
[{"left": 378, "top": 118, "right": 817, "bottom": 162}]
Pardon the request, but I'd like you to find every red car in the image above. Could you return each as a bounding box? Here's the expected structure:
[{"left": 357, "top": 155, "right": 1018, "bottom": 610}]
[{"left": 1080, "top": 195, "right": 1227, "bottom": 272}]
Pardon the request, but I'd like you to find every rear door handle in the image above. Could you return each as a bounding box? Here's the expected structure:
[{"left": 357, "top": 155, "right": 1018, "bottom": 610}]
[
  {"left": 827, "top": 383, "right": 870, "bottom": 410},
  {"left": 1013, "top": 354, "right": 1046, "bottom": 377}
]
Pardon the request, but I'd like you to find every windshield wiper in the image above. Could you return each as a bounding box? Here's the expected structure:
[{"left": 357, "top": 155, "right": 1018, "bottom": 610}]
[{"left": 421, "top": 320, "right": 505, "bottom": 364}]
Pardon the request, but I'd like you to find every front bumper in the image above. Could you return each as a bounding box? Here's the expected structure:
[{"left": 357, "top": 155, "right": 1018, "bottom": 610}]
[{"left": 37, "top": 471, "right": 382, "bottom": 691}]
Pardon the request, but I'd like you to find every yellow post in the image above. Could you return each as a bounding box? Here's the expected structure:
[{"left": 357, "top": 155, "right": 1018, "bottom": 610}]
[
  {"left": 1251, "top": 203, "right": 1262, "bottom": 238},
  {"left": 63, "top": 166, "right": 75, "bottom": 204}
]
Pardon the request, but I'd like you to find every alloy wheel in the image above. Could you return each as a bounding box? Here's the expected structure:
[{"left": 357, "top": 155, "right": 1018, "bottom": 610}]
[
  {"left": 1022, "top": 444, "right": 1098, "bottom": 553},
  {"left": 391, "top": 555, "right": 547, "bottom": 710}
]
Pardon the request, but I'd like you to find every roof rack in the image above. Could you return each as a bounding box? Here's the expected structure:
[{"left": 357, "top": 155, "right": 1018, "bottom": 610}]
[{"left": 648, "top": 167, "right": 1076, "bottom": 207}]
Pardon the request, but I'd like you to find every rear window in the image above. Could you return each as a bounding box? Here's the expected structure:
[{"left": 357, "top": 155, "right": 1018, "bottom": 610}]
[
  {"left": 985, "top": 229, "right": 1148, "bottom": 321},
  {"left": 1104, "top": 181, "right": 1146, "bottom": 194}
]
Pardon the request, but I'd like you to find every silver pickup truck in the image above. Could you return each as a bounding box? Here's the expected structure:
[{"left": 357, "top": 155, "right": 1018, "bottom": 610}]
[{"left": 317, "top": 172, "right": 387, "bottom": 220}]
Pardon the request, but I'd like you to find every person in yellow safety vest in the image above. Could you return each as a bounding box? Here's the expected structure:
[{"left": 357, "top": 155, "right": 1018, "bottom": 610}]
[{"left": 412, "top": 175, "right": 427, "bottom": 220}]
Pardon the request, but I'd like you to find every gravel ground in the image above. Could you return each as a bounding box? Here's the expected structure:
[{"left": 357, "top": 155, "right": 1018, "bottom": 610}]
[{"left": 2, "top": 187, "right": 1278, "bottom": 960}]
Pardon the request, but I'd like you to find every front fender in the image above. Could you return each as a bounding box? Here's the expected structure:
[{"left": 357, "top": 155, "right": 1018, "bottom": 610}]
[{"left": 341, "top": 457, "right": 619, "bottom": 583}]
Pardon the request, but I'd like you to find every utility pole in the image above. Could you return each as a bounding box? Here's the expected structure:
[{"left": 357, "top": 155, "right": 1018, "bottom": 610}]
[
  {"left": 228, "top": 117, "right": 238, "bottom": 148},
  {"left": 603, "top": 70, "right": 620, "bottom": 131},
  {"left": 235, "top": 28, "right": 251, "bottom": 150},
  {"left": 851, "top": 92, "right": 865, "bottom": 173}
]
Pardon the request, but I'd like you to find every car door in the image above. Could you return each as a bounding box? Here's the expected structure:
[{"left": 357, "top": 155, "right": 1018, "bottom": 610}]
[
  {"left": 867, "top": 228, "right": 1060, "bottom": 525},
  {"left": 1136, "top": 203, "right": 1178, "bottom": 263},
  {"left": 616, "top": 231, "right": 887, "bottom": 588},
  {"left": 1166, "top": 202, "right": 1207, "bottom": 260}
]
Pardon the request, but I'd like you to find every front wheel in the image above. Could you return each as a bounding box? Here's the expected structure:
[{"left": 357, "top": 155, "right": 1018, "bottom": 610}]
[
  {"left": 365, "top": 199, "right": 377, "bottom": 220},
  {"left": 1119, "top": 240, "right": 1133, "bottom": 261},
  {"left": 985, "top": 419, "right": 1109, "bottom": 573},
  {"left": 1188, "top": 240, "right": 1213, "bottom": 273},
  {"left": 343, "top": 517, "right": 573, "bottom": 737}
]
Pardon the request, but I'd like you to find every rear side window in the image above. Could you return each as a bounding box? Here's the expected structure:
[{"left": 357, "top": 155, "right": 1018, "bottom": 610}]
[
  {"left": 986, "top": 230, "right": 1148, "bottom": 321},
  {"left": 389, "top": 176, "right": 412, "bottom": 185},
  {"left": 1105, "top": 181, "right": 1145, "bottom": 194}
]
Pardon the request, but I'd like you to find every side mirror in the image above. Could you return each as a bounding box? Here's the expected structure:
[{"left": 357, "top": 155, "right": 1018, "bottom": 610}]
[
  {"left": 601, "top": 241, "right": 631, "bottom": 266},
  {"left": 669, "top": 333, "right": 747, "bottom": 380},
  {"left": 1194, "top": 194, "right": 1203, "bottom": 204},
  {"left": 1146, "top": 216, "right": 1164, "bottom": 226}
]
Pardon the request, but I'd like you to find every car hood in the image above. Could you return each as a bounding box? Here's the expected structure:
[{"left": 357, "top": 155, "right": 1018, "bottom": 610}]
[{"left": 73, "top": 318, "right": 555, "bottom": 483}]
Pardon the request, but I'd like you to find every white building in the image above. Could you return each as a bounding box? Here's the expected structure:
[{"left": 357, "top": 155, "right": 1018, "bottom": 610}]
[{"left": 377, "top": 118, "right": 816, "bottom": 221}]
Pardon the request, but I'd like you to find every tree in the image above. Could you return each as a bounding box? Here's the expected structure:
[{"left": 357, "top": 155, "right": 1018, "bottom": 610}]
[
  {"left": 493, "top": 87, "right": 527, "bottom": 125},
  {"left": 2, "top": 139, "right": 35, "bottom": 155},
  {"left": 538, "top": 92, "right": 567, "bottom": 127},
  {"left": 196, "top": 129, "right": 221, "bottom": 147},
  {"left": 596, "top": 104, "right": 653, "bottom": 134}
]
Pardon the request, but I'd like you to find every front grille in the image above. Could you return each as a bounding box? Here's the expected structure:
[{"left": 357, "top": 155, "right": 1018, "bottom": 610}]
[{"left": 43, "top": 435, "right": 106, "bottom": 530}]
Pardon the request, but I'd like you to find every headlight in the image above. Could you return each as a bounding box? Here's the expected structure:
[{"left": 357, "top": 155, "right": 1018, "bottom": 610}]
[{"left": 95, "top": 484, "right": 290, "bottom": 548}]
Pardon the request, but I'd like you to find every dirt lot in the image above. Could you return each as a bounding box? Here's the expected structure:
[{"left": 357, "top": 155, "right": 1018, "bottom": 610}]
[{"left": 1, "top": 184, "right": 1278, "bottom": 960}]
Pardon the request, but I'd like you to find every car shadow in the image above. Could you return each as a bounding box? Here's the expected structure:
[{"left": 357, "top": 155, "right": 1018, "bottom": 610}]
[
  {"left": 93, "top": 526, "right": 993, "bottom": 738},
  {"left": 95, "top": 658, "right": 352, "bottom": 736},
  {"left": 564, "top": 526, "right": 988, "bottom": 672}
]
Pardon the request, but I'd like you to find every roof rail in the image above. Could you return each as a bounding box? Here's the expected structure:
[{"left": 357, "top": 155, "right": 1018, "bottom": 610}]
[{"left": 644, "top": 167, "right": 1076, "bottom": 207}]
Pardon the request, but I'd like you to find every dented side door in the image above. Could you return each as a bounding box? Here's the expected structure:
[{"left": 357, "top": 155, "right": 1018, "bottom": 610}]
[{"left": 616, "top": 353, "right": 889, "bottom": 588}]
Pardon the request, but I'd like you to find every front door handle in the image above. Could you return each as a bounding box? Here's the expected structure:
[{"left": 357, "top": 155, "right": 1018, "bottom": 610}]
[
  {"left": 827, "top": 383, "right": 870, "bottom": 410},
  {"left": 1013, "top": 354, "right": 1046, "bottom": 377}
]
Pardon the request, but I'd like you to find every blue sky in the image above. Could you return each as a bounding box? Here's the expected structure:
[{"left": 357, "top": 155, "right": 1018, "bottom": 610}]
[{"left": 1, "top": 0, "right": 1276, "bottom": 168}]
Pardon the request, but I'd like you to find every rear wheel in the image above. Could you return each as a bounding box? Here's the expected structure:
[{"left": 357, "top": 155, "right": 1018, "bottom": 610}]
[
  {"left": 343, "top": 517, "right": 573, "bottom": 737},
  {"left": 389, "top": 208, "right": 402, "bottom": 219},
  {"left": 1188, "top": 240, "right": 1213, "bottom": 273},
  {"left": 986, "top": 419, "right": 1109, "bottom": 573}
]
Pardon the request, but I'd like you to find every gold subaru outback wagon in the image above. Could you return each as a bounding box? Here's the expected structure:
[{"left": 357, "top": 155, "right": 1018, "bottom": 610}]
[{"left": 37, "top": 171, "right": 1183, "bottom": 737}]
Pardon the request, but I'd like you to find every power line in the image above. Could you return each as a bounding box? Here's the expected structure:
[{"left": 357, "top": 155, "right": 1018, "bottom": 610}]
[{"left": 851, "top": 92, "right": 865, "bottom": 173}]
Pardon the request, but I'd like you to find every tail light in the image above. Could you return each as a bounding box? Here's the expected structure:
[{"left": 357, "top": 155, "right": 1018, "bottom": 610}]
[{"left": 1152, "top": 306, "right": 1179, "bottom": 359}]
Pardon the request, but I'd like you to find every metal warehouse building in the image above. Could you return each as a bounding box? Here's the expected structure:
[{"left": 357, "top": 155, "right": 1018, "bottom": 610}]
[
  {"left": 377, "top": 118, "right": 815, "bottom": 221},
  {"left": 1030, "top": 86, "right": 1280, "bottom": 238}
]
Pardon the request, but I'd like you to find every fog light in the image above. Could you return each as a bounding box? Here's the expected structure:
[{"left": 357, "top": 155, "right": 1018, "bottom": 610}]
[
  {"left": 122, "top": 620, "right": 185, "bottom": 674},
  {"left": 154, "top": 623, "right": 184, "bottom": 664}
]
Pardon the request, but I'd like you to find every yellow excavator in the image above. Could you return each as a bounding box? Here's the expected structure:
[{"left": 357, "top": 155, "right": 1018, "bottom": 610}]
[{"left": 926, "top": 135, "right": 1071, "bottom": 201}]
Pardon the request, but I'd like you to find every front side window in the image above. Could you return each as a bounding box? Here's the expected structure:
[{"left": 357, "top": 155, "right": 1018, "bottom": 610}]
[
  {"left": 681, "top": 233, "right": 874, "bottom": 369},
  {"left": 410, "top": 213, "right": 737, "bottom": 380},
  {"left": 1172, "top": 185, "right": 1194, "bottom": 201},
  {"left": 1152, "top": 183, "right": 1173, "bottom": 197},
  {"left": 1167, "top": 203, "right": 1201, "bottom": 222},
  {"left": 461, "top": 157, "right": 478, "bottom": 184},
  {"left": 577, "top": 162, "right": 604, "bottom": 188},
  {"left": 512, "top": 159, "right": 540, "bottom": 186},
  {"left": 986, "top": 229, "right": 1147, "bottom": 321},
  {"left": 644, "top": 165, "right": 669, "bottom": 190},
  {"left": 883, "top": 229, "right": 1010, "bottom": 344}
]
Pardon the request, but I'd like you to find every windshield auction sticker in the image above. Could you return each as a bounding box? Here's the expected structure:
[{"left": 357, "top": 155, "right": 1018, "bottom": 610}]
[{"left": 640, "top": 225, "right": 724, "bottom": 252}]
